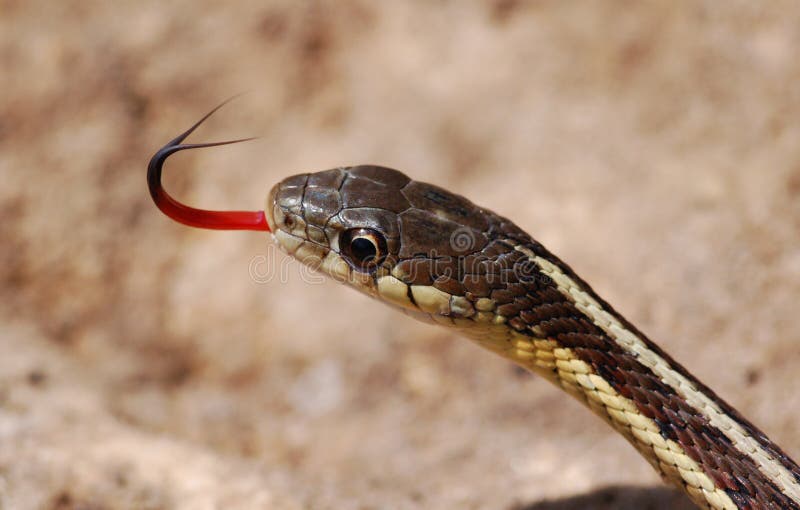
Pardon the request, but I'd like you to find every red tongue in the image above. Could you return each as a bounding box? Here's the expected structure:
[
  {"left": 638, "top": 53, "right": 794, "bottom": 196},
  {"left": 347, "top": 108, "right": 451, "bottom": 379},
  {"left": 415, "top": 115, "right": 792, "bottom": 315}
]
[{"left": 147, "top": 99, "right": 270, "bottom": 232}]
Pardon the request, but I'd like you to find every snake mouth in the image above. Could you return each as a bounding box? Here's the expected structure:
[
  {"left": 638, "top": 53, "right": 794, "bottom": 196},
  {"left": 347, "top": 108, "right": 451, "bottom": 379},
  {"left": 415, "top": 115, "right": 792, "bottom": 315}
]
[{"left": 264, "top": 183, "right": 279, "bottom": 233}]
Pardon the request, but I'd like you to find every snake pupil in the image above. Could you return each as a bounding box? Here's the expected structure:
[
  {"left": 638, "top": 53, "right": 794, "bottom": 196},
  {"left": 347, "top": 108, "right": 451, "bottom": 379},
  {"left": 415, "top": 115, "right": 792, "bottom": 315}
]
[{"left": 351, "top": 237, "right": 377, "bottom": 262}]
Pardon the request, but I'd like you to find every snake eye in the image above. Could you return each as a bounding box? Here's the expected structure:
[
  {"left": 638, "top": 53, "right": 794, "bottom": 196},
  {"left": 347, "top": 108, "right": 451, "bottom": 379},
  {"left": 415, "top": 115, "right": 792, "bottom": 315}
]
[{"left": 340, "top": 228, "right": 387, "bottom": 272}]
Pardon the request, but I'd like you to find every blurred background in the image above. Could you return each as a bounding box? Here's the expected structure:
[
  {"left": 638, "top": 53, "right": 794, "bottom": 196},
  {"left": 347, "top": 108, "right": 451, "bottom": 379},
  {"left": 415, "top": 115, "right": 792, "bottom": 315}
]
[{"left": 2, "top": 2, "right": 800, "bottom": 509}]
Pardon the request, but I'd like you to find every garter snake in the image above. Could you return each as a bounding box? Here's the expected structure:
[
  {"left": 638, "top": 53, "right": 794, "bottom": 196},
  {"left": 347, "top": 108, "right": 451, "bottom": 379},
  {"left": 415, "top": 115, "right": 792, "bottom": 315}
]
[{"left": 148, "top": 104, "right": 800, "bottom": 510}]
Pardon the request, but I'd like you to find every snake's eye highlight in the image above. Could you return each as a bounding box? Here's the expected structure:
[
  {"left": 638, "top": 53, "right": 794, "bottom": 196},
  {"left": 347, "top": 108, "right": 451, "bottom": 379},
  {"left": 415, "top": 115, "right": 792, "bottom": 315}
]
[{"left": 340, "top": 228, "right": 387, "bottom": 272}]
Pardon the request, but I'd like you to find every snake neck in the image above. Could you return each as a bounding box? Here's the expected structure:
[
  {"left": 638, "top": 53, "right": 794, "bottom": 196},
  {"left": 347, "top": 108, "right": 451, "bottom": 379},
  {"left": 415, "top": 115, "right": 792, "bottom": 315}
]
[{"left": 454, "top": 235, "right": 800, "bottom": 510}]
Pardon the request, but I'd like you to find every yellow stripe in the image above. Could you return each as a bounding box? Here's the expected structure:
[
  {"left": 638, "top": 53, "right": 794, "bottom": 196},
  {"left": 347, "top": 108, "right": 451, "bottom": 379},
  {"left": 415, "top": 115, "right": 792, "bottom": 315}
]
[
  {"left": 459, "top": 325, "right": 736, "bottom": 510},
  {"left": 520, "top": 247, "right": 800, "bottom": 504},
  {"left": 555, "top": 350, "right": 737, "bottom": 510}
]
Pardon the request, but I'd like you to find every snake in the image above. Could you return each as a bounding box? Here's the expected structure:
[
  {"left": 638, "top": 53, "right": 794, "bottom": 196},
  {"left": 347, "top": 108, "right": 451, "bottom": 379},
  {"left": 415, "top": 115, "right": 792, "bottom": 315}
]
[{"left": 148, "top": 102, "right": 800, "bottom": 510}]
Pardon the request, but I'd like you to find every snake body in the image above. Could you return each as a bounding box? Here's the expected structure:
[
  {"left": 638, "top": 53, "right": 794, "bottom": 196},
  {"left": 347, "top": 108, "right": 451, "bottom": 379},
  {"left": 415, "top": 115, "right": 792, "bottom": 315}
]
[{"left": 265, "top": 165, "right": 800, "bottom": 510}]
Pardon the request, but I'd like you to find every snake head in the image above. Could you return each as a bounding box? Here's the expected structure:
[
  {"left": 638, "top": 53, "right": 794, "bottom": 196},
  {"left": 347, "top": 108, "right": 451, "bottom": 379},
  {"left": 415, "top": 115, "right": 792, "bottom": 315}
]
[{"left": 266, "top": 166, "right": 530, "bottom": 325}]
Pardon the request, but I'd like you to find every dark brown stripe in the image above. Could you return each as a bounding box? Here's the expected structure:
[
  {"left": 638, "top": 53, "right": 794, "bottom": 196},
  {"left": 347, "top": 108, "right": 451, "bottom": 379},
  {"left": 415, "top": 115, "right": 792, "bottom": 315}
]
[
  {"left": 479, "top": 208, "right": 800, "bottom": 507},
  {"left": 528, "top": 239, "right": 800, "bottom": 482},
  {"left": 515, "top": 242, "right": 800, "bottom": 509}
]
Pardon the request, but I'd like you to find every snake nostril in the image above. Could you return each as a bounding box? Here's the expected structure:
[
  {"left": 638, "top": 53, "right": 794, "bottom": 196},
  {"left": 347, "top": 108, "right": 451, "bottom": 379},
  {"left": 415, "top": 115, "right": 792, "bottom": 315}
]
[{"left": 284, "top": 216, "right": 295, "bottom": 229}]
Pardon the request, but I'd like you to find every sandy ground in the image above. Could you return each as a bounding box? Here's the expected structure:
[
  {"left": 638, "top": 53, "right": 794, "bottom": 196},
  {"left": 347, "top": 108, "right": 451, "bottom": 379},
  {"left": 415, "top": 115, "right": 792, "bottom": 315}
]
[{"left": 2, "top": 2, "right": 800, "bottom": 509}]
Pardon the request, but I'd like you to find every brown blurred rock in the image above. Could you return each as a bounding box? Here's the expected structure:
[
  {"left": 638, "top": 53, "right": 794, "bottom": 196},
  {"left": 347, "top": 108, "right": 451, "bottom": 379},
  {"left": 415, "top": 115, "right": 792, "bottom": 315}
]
[{"left": 1, "top": 2, "right": 799, "bottom": 509}]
